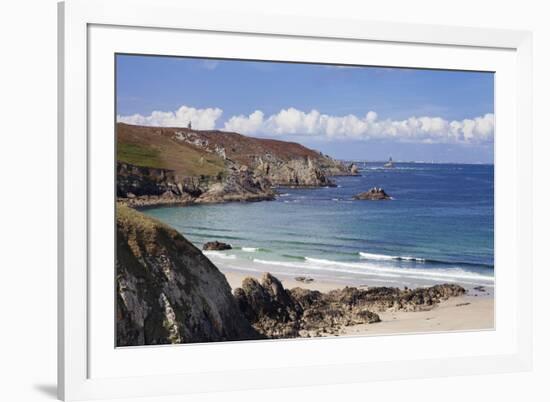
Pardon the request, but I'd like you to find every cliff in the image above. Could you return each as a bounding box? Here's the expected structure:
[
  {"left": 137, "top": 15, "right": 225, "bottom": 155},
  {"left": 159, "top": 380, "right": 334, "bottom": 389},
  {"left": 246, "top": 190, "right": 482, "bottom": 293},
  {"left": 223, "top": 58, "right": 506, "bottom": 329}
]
[
  {"left": 116, "top": 123, "right": 352, "bottom": 206},
  {"left": 117, "top": 161, "right": 274, "bottom": 208},
  {"left": 116, "top": 205, "right": 261, "bottom": 346}
]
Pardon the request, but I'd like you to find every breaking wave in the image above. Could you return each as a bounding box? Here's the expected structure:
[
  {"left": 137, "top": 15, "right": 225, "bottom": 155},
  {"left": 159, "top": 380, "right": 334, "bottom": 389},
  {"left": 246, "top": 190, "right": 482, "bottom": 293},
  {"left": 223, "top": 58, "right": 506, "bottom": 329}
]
[{"left": 203, "top": 251, "right": 237, "bottom": 260}]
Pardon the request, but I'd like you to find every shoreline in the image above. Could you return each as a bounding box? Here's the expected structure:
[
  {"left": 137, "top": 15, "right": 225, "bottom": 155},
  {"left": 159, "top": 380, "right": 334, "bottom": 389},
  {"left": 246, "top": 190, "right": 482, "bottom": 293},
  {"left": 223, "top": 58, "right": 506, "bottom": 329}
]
[
  {"left": 117, "top": 193, "right": 275, "bottom": 209},
  {"left": 116, "top": 174, "right": 361, "bottom": 210},
  {"left": 223, "top": 269, "right": 494, "bottom": 336}
]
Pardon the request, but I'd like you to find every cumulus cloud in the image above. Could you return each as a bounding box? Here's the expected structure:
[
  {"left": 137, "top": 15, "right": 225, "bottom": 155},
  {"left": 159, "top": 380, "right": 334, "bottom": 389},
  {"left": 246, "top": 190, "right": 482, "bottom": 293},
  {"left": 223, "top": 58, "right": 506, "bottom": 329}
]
[
  {"left": 224, "top": 107, "right": 494, "bottom": 144},
  {"left": 117, "top": 105, "right": 223, "bottom": 130},
  {"left": 118, "top": 104, "right": 494, "bottom": 144},
  {"left": 224, "top": 110, "right": 265, "bottom": 134}
]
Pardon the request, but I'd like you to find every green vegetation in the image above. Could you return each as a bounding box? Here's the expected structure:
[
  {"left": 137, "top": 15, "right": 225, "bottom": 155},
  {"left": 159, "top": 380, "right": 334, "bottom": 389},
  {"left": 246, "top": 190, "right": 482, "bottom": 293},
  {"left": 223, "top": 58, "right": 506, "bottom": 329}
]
[
  {"left": 117, "top": 124, "right": 226, "bottom": 177},
  {"left": 117, "top": 143, "right": 162, "bottom": 169},
  {"left": 117, "top": 203, "right": 165, "bottom": 240}
]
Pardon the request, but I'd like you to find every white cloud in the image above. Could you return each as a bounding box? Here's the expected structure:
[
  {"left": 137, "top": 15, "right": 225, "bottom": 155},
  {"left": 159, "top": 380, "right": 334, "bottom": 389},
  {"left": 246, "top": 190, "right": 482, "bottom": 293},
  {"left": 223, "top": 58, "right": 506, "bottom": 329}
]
[
  {"left": 118, "top": 104, "right": 494, "bottom": 144},
  {"left": 223, "top": 110, "right": 265, "bottom": 134},
  {"left": 224, "top": 107, "right": 494, "bottom": 144},
  {"left": 117, "top": 105, "right": 223, "bottom": 130}
]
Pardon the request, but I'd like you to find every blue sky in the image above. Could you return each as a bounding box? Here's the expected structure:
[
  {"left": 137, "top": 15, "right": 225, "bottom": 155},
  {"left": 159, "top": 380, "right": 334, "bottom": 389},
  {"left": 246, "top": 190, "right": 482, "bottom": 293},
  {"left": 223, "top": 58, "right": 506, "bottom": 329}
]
[{"left": 117, "top": 54, "right": 494, "bottom": 163}]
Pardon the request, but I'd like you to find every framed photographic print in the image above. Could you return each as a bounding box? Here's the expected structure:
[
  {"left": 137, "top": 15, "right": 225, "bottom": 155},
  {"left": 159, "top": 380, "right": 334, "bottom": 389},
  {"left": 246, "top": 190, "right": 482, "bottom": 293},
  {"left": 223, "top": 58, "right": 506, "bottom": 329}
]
[{"left": 58, "top": 0, "right": 533, "bottom": 400}]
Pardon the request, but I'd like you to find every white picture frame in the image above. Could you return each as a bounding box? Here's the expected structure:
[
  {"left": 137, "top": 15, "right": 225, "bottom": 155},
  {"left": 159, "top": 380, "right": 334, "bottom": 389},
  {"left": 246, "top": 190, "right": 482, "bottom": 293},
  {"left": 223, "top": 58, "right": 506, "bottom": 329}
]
[{"left": 58, "top": 0, "right": 533, "bottom": 400}]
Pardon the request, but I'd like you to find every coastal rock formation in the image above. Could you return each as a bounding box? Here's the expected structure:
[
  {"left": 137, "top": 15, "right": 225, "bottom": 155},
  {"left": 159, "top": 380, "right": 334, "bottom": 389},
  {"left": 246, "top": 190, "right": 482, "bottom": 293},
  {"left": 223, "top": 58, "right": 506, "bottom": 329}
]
[
  {"left": 203, "top": 241, "right": 232, "bottom": 251},
  {"left": 116, "top": 205, "right": 261, "bottom": 346},
  {"left": 233, "top": 274, "right": 465, "bottom": 338},
  {"left": 116, "top": 123, "right": 353, "bottom": 207},
  {"left": 118, "top": 161, "right": 275, "bottom": 208},
  {"left": 196, "top": 167, "right": 274, "bottom": 203},
  {"left": 233, "top": 273, "right": 382, "bottom": 338},
  {"left": 325, "top": 284, "right": 466, "bottom": 312},
  {"left": 254, "top": 156, "right": 337, "bottom": 187},
  {"left": 353, "top": 187, "right": 392, "bottom": 200},
  {"left": 349, "top": 163, "right": 360, "bottom": 175}
]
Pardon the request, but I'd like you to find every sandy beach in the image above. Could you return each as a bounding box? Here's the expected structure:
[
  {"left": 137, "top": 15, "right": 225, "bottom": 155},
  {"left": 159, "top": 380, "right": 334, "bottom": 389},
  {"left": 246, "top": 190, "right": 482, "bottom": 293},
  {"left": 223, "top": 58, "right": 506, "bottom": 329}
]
[{"left": 223, "top": 269, "right": 494, "bottom": 336}]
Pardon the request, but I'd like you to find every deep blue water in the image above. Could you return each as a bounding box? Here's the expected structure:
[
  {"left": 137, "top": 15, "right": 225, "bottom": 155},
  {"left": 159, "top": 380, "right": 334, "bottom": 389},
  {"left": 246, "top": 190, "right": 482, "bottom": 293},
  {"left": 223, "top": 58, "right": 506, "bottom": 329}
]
[{"left": 144, "top": 163, "right": 494, "bottom": 288}]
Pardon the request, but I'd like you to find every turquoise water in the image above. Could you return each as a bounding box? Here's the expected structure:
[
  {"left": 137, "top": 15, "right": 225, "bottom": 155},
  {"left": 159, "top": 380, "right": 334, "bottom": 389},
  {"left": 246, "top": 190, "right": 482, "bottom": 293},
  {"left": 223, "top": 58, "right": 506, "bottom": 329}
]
[{"left": 144, "top": 163, "right": 494, "bottom": 289}]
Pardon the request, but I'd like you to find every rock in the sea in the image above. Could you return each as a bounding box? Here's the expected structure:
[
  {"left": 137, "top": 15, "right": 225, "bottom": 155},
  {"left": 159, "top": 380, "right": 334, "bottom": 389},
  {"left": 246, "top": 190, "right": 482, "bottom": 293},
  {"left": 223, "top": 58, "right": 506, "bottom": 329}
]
[
  {"left": 349, "top": 163, "right": 360, "bottom": 175},
  {"left": 116, "top": 205, "right": 261, "bottom": 346},
  {"left": 353, "top": 187, "right": 392, "bottom": 200},
  {"left": 203, "top": 241, "right": 232, "bottom": 251}
]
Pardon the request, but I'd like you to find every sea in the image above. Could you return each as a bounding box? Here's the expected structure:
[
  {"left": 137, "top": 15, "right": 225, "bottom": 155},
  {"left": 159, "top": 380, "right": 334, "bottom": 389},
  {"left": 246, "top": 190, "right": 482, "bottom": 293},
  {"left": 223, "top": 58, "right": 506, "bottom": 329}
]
[{"left": 143, "top": 162, "right": 494, "bottom": 290}]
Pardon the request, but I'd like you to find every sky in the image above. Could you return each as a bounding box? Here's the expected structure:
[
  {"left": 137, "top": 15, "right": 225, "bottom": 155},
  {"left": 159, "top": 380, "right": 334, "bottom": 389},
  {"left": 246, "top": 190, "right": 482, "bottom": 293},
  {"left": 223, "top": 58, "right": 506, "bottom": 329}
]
[{"left": 116, "top": 54, "right": 494, "bottom": 163}]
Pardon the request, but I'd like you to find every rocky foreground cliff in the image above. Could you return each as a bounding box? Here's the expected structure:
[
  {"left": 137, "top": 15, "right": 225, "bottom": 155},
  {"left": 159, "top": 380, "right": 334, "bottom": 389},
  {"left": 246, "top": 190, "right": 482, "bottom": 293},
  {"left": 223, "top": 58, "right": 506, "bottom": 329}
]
[
  {"left": 116, "top": 205, "right": 261, "bottom": 346},
  {"left": 116, "top": 206, "right": 466, "bottom": 345},
  {"left": 116, "top": 123, "right": 352, "bottom": 207}
]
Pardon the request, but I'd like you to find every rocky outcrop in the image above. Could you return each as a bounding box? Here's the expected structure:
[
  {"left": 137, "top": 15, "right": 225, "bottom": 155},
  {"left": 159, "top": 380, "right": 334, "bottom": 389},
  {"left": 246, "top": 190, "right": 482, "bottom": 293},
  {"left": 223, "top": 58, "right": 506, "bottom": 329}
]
[
  {"left": 117, "top": 162, "right": 205, "bottom": 198},
  {"left": 349, "top": 163, "right": 360, "bottom": 175},
  {"left": 353, "top": 187, "right": 392, "bottom": 200},
  {"left": 196, "top": 166, "right": 275, "bottom": 203},
  {"left": 116, "top": 205, "right": 261, "bottom": 346},
  {"left": 203, "top": 241, "right": 232, "bottom": 251},
  {"left": 233, "top": 273, "right": 465, "bottom": 338},
  {"left": 233, "top": 273, "right": 382, "bottom": 338},
  {"left": 323, "top": 284, "right": 465, "bottom": 312},
  {"left": 254, "top": 157, "right": 336, "bottom": 187},
  {"left": 165, "top": 125, "right": 352, "bottom": 185},
  {"left": 118, "top": 161, "right": 275, "bottom": 208}
]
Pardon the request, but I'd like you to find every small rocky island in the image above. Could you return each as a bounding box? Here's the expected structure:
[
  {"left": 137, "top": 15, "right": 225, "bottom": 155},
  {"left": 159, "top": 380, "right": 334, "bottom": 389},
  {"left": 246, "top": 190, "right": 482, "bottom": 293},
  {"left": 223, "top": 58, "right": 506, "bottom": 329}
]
[{"left": 353, "top": 187, "right": 392, "bottom": 200}]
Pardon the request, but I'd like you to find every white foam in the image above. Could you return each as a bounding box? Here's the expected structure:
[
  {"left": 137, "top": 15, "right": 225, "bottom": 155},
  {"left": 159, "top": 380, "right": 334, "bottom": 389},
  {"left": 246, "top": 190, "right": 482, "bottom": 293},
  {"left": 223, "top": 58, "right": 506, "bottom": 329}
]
[
  {"left": 239, "top": 257, "right": 494, "bottom": 285},
  {"left": 304, "top": 257, "right": 493, "bottom": 283},
  {"left": 241, "top": 247, "right": 258, "bottom": 252},
  {"left": 359, "top": 252, "right": 426, "bottom": 262},
  {"left": 253, "top": 258, "right": 302, "bottom": 268},
  {"left": 203, "top": 251, "right": 237, "bottom": 260},
  {"left": 358, "top": 252, "right": 394, "bottom": 261}
]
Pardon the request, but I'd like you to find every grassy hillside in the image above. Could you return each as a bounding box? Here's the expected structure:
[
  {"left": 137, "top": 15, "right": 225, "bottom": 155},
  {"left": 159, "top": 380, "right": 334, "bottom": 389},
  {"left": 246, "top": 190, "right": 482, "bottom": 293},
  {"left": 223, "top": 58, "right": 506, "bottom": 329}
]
[{"left": 117, "top": 123, "right": 226, "bottom": 177}]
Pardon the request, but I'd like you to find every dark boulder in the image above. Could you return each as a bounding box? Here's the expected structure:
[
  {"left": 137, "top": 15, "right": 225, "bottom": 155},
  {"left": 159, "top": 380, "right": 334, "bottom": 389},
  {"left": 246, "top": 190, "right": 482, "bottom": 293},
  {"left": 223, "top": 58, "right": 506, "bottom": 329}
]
[
  {"left": 353, "top": 187, "right": 392, "bottom": 200},
  {"left": 203, "top": 241, "right": 232, "bottom": 251}
]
